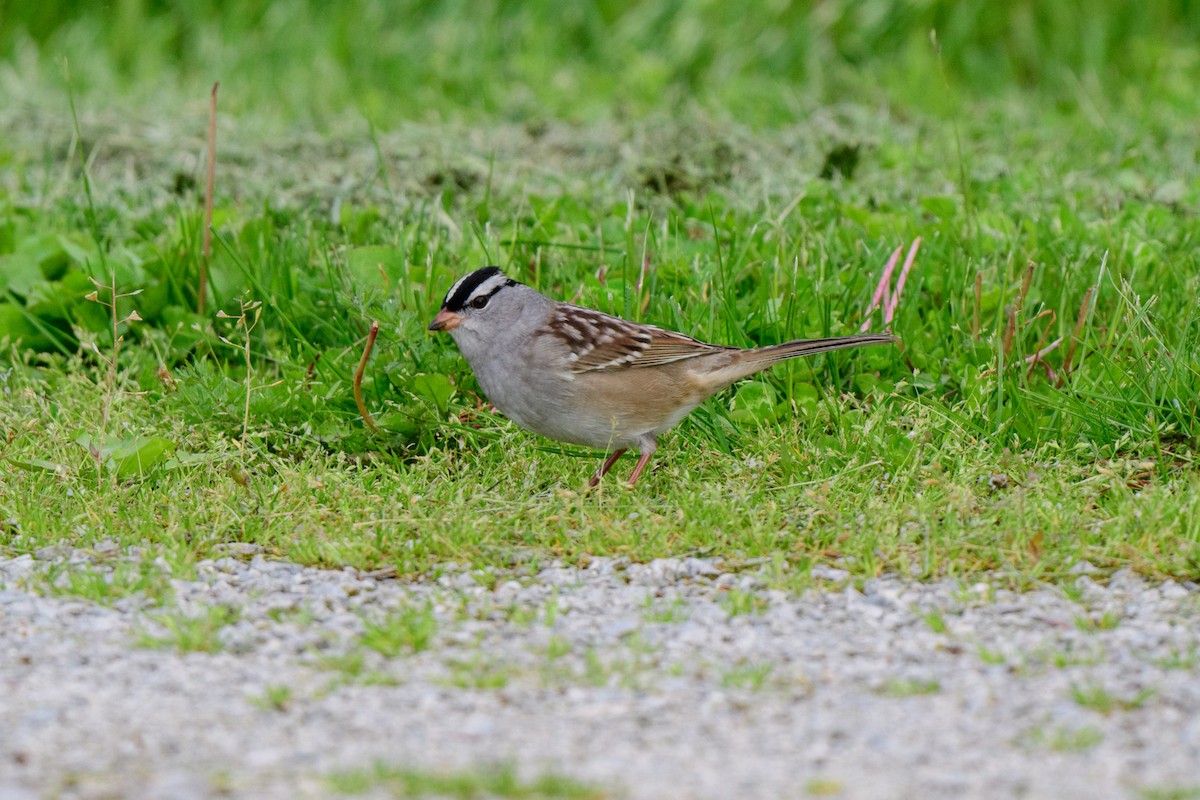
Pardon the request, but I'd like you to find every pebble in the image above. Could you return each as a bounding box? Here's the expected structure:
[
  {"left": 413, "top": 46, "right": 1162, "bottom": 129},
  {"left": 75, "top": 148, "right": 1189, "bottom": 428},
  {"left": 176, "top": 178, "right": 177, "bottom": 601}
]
[{"left": 1, "top": 549, "right": 1198, "bottom": 799}]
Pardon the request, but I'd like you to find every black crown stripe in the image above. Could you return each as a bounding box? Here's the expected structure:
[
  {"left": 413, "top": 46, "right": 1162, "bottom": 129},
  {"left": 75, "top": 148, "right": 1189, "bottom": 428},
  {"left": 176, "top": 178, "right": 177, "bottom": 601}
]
[{"left": 443, "top": 266, "right": 505, "bottom": 312}]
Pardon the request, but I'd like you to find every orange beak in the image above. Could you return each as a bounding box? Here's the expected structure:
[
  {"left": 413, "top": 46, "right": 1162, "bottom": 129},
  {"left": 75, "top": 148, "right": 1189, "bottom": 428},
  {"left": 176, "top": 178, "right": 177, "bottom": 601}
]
[{"left": 427, "top": 309, "right": 463, "bottom": 331}]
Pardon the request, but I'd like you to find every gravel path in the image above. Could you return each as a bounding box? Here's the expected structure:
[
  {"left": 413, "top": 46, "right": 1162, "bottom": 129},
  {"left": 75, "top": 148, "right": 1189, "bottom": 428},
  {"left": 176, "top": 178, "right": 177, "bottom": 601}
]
[{"left": 2, "top": 548, "right": 1199, "bottom": 800}]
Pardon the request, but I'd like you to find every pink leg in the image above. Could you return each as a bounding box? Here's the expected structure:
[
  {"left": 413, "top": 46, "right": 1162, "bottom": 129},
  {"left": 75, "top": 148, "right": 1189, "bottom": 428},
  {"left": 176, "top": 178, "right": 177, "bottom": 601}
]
[
  {"left": 626, "top": 451, "right": 654, "bottom": 487},
  {"left": 588, "top": 448, "right": 627, "bottom": 488}
]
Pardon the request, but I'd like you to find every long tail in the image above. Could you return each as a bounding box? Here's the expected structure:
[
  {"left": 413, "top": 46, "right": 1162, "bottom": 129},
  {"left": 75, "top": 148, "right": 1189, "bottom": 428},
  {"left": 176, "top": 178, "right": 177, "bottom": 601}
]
[
  {"left": 743, "top": 333, "right": 898, "bottom": 368},
  {"left": 701, "top": 332, "right": 896, "bottom": 389}
]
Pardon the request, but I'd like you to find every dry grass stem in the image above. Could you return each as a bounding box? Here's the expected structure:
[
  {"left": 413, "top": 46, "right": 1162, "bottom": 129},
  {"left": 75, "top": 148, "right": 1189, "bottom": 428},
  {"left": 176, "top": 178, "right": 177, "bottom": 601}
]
[
  {"left": 1063, "top": 286, "right": 1097, "bottom": 377},
  {"left": 354, "top": 321, "right": 380, "bottom": 433},
  {"left": 200, "top": 82, "right": 218, "bottom": 315}
]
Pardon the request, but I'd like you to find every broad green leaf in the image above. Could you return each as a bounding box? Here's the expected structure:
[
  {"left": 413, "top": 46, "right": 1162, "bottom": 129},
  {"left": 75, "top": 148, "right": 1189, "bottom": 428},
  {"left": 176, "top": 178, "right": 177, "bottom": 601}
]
[
  {"left": 0, "top": 302, "right": 37, "bottom": 340},
  {"left": 112, "top": 437, "right": 175, "bottom": 479},
  {"left": 375, "top": 410, "right": 423, "bottom": 442},
  {"left": 791, "top": 381, "right": 820, "bottom": 415},
  {"left": 409, "top": 373, "right": 454, "bottom": 411},
  {"left": 0, "top": 302, "right": 63, "bottom": 351},
  {"left": 0, "top": 252, "right": 41, "bottom": 294},
  {"left": 76, "top": 434, "right": 177, "bottom": 479},
  {"left": 6, "top": 457, "right": 70, "bottom": 475},
  {"left": 729, "top": 380, "right": 778, "bottom": 425},
  {"left": 854, "top": 372, "right": 882, "bottom": 396},
  {"left": 55, "top": 233, "right": 98, "bottom": 274}
]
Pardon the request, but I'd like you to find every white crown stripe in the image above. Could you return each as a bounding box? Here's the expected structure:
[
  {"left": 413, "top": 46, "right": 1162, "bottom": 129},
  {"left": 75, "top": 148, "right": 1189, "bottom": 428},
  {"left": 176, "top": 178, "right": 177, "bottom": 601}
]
[
  {"left": 466, "top": 273, "right": 511, "bottom": 301},
  {"left": 448, "top": 276, "right": 469, "bottom": 294},
  {"left": 444, "top": 274, "right": 474, "bottom": 303}
]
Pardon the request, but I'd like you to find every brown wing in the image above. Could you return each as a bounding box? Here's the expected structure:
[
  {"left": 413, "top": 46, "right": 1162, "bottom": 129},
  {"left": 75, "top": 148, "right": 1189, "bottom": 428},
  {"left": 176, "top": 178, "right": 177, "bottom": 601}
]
[{"left": 542, "top": 304, "right": 731, "bottom": 373}]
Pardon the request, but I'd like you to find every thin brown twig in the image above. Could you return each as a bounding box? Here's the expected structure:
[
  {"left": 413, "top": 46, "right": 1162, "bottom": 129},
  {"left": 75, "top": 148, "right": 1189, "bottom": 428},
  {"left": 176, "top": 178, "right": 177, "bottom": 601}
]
[
  {"left": 83, "top": 276, "right": 144, "bottom": 486},
  {"left": 200, "top": 82, "right": 218, "bottom": 315},
  {"left": 354, "top": 321, "right": 380, "bottom": 433}
]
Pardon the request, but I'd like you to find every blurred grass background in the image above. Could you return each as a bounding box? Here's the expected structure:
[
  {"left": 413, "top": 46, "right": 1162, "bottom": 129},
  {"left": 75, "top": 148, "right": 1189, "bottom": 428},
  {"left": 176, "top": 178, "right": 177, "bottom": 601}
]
[{"left": 3, "top": 0, "right": 1199, "bottom": 126}]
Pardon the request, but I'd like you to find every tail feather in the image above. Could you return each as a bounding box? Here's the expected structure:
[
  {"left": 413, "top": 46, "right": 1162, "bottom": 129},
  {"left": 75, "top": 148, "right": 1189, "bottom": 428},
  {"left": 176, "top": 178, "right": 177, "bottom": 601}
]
[
  {"left": 744, "top": 333, "right": 898, "bottom": 367},
  {"left": 699, "top": 332, "right": 897, "bottom": 390}
]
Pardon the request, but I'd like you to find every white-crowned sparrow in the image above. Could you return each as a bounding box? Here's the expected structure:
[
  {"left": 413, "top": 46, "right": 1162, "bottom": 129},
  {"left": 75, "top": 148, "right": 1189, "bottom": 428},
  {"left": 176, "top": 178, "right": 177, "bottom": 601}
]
[{"left": 429, "top": 266, "right": 896, "bottom": 487}]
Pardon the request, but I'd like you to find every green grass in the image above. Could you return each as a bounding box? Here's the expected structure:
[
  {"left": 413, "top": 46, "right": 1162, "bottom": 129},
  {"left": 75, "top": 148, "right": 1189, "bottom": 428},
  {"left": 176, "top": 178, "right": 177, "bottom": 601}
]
[
  {"left": 250, "top": 684, "right": 294, "bottom": 712},
  {"left": 720, "top": 662, "right": 775, "bottom": 691},
  {"left": 328, "top": 761, "right": 604, "bottom": 799},
  {"left": 720, "top": 588, "right": 769, "bottom": 617},
  {"left": 1070, "top": 683, "right": 1156, "bottom": 714},
  {"left": 804, "top": 777, "right": 845, "bottom": 797},
  {"left": 4, "top": 1, "right": 1200, "bottom": 129},
  {"left": 1075, "top": 611, "right": 1123, "bottom": 633},
  {"left": 361, "top": 604, "right": 439, "bottom": 657},
  {"left": 643, "top": 595, "right": 689, "bottom": 624},
  {"left": 875, "top": 677, "right": 941, "bottom": 698},
  {"left": 920, "top": 610, "right": 948, "bottom": 634},
  {"left": 37, "top": 559, "right": 173, "bottom": 606},
  {"left": 313, "top": 648, "right": 401, "bottom": 689},
  {"left": 1026, "top": 724, "right": 1105, "bottom": 753},
  {"left": 1, "top": 1, "right": 1199, "bottom": 593},
  {"left": 441, "top": 656, "right": 514, "bottom": 690},
  {"left": 138, "top": 604, "right": 241, "bottom": 653},
  {"left": 1140, "top": 788, "right": 1200, "bottom": 800},
  {"left": 1157, "top": 645, "right": 1199, "bottom": 671}
]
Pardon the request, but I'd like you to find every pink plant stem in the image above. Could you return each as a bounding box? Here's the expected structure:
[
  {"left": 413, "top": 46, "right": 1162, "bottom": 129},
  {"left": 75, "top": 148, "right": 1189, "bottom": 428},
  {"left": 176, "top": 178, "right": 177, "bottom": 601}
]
[
  {"left": 861, "top": 245, "right": 902, "bottom": 332},
  {"left": 884, "top": 237, "right": 921, "bottom": 325}
]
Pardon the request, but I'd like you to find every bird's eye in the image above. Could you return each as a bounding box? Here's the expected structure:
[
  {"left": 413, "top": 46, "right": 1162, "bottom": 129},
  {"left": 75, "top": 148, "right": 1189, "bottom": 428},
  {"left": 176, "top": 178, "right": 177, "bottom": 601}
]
[{"left": 470, "top": 295, "right": 490, "bottom": 310}]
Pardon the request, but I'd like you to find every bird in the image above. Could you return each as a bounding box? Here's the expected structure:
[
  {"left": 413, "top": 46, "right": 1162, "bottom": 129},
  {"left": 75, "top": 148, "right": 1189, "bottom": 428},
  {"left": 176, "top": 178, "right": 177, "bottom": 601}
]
[{"left": 428, "top": 266, "right": 896, "bottom": 487}]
